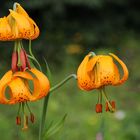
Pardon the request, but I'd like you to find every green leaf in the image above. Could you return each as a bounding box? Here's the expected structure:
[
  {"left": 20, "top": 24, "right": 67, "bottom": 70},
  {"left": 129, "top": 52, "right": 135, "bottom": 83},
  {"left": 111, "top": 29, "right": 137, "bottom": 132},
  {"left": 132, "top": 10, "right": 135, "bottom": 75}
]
[
  {"left": 43, "top": 114, "right": 67, "bottom": 139},
  {"left": 43, "top": 57, "right": 52, "bottom": 83}
]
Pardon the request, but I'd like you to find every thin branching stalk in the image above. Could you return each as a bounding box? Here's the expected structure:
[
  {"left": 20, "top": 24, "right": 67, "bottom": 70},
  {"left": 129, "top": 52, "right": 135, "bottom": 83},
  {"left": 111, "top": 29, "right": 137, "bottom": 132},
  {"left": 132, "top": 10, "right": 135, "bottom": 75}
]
[{"left": 50, "top": 74, "right": 77, "bottom": 93}]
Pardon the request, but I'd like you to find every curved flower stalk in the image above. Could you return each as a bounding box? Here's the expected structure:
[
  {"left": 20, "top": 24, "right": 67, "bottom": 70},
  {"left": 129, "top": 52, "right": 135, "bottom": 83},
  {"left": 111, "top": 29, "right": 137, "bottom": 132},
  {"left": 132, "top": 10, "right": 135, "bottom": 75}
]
[
  {"left": 77, "top": 52, "right": 129, "bottom": 113},
  {"left": 0, "top": 2, "right": 39, "bottom": 41}
]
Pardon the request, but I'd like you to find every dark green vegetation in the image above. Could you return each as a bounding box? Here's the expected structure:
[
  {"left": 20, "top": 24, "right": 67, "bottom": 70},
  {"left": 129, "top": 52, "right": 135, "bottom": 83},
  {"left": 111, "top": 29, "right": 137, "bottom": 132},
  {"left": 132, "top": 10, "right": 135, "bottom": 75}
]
[{"left": 0, "top": 0, "right": 140, "bottom": 140}]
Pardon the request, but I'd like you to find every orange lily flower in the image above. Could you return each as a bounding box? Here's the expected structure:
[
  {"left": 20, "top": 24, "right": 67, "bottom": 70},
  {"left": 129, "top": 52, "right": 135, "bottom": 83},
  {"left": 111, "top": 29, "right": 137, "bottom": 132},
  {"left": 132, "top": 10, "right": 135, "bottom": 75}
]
[
  {"left": 77, "top": 52, "right": 129, "bottom": 113},
  {"left": 0, "top": 68, "right": 50, "bottom": 129},
  {"left": 0, "top": 2, "right": 39, "bottom": 41}
]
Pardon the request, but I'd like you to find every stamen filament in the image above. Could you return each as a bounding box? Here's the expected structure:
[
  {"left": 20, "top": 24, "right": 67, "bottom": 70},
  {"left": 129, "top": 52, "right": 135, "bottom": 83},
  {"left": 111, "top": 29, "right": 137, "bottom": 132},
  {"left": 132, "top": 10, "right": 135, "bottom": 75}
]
[
  {"left": 25, "top": 102, "right": 32, "bottom": 114},
  {"left": 17, "top": 103, "right": 22, "bottom": 115},
  {"left": 28, "top": 40, "right": 42, "bottom": 71},
  {"left": 98, "top": 89, "right": 102, "bottom": 104},
  {"left": 25, "top": 102, "right": 35, "bottom": 123},
  {"left": 101, "top": 88, "right": 115, "bottom": 112},
  {"left": 22, "top": 103, "right": 28, "bottom": 130}
]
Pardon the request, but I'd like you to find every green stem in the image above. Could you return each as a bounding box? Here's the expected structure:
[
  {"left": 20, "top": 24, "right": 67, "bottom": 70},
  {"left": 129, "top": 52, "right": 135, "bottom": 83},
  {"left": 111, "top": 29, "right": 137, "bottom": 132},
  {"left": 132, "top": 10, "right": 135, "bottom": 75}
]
[
  {"left": 13, "top": 2, "right": 17, "bottom": 11},
  {"left": 27, "top": 55, "right": 42, "bottom": 71},
  {"left": 89, "top": 52, "right": 96, "bottom": 57},
  {"left": 39, "top": 74, "right": 77, "bottom": 140},
  {"left": 50, "top": 74, "right": 77, "bottom": 92},
  {"left": 50, "top": 74, "right": 77, "bottom": 93},
  {"left": 29, "top": 40, "right": 34, "bottom": 57},
  {"left": 28, "top": 40, "right": 42, "bottom": 71},
  {"left": 25, "top": 102, "right": 32, "bottom": 114},
  {"left": 39, "top": 94, "right": 50, "bottom": 140}
]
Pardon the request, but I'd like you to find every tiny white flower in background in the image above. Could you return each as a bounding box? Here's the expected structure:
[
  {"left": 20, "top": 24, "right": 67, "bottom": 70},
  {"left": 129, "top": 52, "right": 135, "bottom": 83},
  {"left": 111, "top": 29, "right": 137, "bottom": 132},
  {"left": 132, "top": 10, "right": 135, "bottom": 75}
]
[
  {"left": 114, "top": 110, "right": 126, "bottom": 120},
  {"left": 96, "top": 132, "right": 103, "bottom": 140}
]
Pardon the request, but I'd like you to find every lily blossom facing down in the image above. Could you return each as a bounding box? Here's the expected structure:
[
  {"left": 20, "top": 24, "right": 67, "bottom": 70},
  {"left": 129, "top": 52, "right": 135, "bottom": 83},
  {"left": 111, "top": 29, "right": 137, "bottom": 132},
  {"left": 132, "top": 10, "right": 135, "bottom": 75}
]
[
  {"left": 0, "top": 68, "right": 50, "bottom": 104},
  {"left": 77, "top": 52, "right": 129, "bottom": 113},
  {"left": 0, "top": 2, "right": 39, "bottom": 41},
  {"left": 0, "top": 68, "right": 50, "bottom": 129}
]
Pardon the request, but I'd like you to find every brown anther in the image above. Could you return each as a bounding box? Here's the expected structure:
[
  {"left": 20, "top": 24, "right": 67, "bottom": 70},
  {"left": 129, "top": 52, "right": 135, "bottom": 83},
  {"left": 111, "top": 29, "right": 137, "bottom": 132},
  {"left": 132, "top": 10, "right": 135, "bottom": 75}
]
[
  {"left": 16, "top": 116, "right": 21, "bottom": 125},
  {"left": 105, "top": 101, "right": 116, "bottom": 112},
  {"left": 105, "top": 102, "right": 110, "bottom": 112},
  {"left": 111, "top": 101, "right": 116, "bottom": 110},
  {"left": 96, "top": 104, "right": 102, "bottom": 113},
  {"left": 11, "top": 51, "right": 18, "bottom": 72},
  {"left": 30, "top": 113, "right": 35, "bottom": 123}
]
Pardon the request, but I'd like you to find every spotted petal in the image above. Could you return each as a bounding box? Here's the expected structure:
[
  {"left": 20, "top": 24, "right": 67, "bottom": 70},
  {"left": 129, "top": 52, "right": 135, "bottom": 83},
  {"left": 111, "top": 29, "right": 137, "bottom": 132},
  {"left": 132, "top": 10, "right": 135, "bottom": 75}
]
[
  {"left": 77, "top": 54, "right": 99, "bottom": 90},
  {"left": 0, "top": 17, "right": 13, "bottom": 41},
  {"left": 14, "top": 3, "right": 40, "bottom": 39},
  {"left": 13, "top": 68, "right": 50, "bottom": 101}
]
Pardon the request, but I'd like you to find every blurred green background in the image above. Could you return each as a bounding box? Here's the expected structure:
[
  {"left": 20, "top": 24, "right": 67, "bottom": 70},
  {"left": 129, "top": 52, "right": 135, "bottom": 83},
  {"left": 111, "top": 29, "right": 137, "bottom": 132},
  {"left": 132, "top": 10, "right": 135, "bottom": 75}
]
[{"left": 0, "top": 0, "right": 140, "bottom": 140}]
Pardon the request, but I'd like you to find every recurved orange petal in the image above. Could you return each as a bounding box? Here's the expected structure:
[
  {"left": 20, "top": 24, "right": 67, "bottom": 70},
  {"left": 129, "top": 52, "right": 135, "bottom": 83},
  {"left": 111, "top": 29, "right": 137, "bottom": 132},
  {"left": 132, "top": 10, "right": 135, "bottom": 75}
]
[
  {"left": 109, "top": 53, "right": 129, "bottom": 85},
  {"left": 0, "top": 71, "right": 12, "bottom": 104},
  {"left": 8, "top": 77, "right": 33, "bottom": 104},
  {"left": 13, "top": 71, "right": 33, "bottom": 80},
  {"left": 30, "top": 68, "right": 50, "bottom": 100},
  {"left": 13, "top": 68, "right": 50, "bottom": 101},
  {"left": 13, "top": 70, "right": 40, "bottom": 101}
]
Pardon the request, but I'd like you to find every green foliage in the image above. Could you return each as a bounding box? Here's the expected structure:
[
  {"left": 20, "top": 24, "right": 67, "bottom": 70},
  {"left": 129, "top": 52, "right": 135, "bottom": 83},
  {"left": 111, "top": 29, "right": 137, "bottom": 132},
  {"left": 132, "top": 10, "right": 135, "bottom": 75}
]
[{"left": 43, "top": 114, "right": 67, "bottom": 139}]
